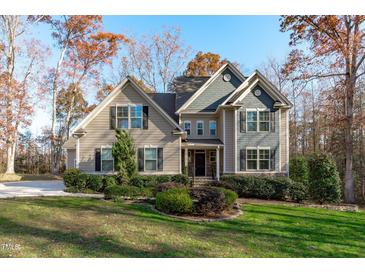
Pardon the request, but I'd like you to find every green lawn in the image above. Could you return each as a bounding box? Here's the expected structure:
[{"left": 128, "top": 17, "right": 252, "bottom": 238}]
[{"left": 0, "top": 197, "right": 364, "bottom": 257}]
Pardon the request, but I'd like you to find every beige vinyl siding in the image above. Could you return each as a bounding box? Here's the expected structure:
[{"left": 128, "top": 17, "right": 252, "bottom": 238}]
[
  {"left": 224, "top": 109, "right": 234, "bottom": 172},
  {"left": 66, "top": 149, "right": 76, "bottom": 169},
  {"left": 79, "top": 83, "right": 180, "bottom": 174},
  {"left": 280, "top": 108, "right": 288, "bottom": 172},
  {"left": 180, "top": 114, "right": 219, "bottom": 139}
]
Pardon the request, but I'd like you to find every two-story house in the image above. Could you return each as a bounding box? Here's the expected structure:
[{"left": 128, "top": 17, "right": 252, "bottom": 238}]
[{"left": 64, "top": 62, "right": 292, "bottom": 181}]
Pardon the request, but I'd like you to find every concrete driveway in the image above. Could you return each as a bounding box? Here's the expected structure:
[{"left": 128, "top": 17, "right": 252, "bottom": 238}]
[{"left": 0, "top": 180, "right": 103, "bottom": 198}]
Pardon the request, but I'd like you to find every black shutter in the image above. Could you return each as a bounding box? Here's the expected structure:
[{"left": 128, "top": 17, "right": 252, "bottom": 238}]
[
  {"left": 95, "top": 149, "right": 101, "bottom": 172},
  {"left": 143, "top": 106, "right": 149, "bottom": 129},
  {"left": 270, "top": 148, "right": 276, "bottom": 171},
  {"left": 270, "top": 111, "right": 276, "bottom": 132},
  {"left": 138, "top": 148, "right": 144, "bottom": 171},
  {"left": 240, "top": 111, "right": 246, "bottom": 133},
  {"left": 110, "top": 106, "right": 116, "bottom": 130},
  {"left": 240, "top": 149, "right": 246, "bottom": 171},
  {"left": 157, "top": 148, "right": 163, "bottom": 171}
]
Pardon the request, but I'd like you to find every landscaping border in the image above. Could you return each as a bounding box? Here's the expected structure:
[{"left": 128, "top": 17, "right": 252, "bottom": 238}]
[{"left": 148, "top": 203, "right": 243, "bottom": 222}]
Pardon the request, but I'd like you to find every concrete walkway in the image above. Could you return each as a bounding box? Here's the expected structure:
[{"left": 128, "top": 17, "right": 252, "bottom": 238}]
[{"left": 0, "top": 180, "right": 103, "bottom": 199}]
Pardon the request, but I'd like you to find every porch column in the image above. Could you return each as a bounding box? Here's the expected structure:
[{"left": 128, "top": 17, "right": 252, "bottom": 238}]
[
  {"left": 216, "top": 147, "right": 220, "bottom": 181},
  {"left": 184, "top": 148, "right": 188, "bottom": 174},
  {"left": 76, "top": 137, "right": 80, "bottom": 169}
]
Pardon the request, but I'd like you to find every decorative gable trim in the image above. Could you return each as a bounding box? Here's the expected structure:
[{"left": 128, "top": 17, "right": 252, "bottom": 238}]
[
  {"left": 228, "top": 70, "right": 292, "bottom": 107},
  {"left": 70, "top": 76, "right": 184, "bottom": 136},
  {"left": 175, "top": 62, "right": 246, "bottom": 114}
]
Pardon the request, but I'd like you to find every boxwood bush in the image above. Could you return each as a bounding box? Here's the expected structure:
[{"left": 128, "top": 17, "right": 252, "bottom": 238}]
[
  {"left": 63, "top": 168, "right": 81, "bottom": 188},
  {"left": 308, "top": 154, "right": 342, "bottom": 204},
  {"left": 290, "top": 156, "right": 310, "bottom": 185},
  {"left": 104, "top": 184, "right": 152, "bottom": 200},
  {"left": 87, "top": 175, "right": 104, "bottom": 192},
  {"left": 219, "top": 175, "right": 306, "bottom": 202},
  {"left": 103, "top": 175, "right": 117, "bottom": 190},
  {"left": 156, "top": 188, "right": 193, "bottom": 214},
  {"left": 219, "top": 188, "right": 238, "bottom": 209},
  {"left": 171, "top": 174, "right": 190, "bottom": 185}
]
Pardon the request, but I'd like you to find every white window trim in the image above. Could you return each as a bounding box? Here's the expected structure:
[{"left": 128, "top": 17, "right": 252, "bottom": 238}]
[
  {"left": 246, "top": 147, "right": 270, "bottom": 171},
  {"left": 246, "top": 108, "right": 270, "bottom": 132},
  {"left": 209, "top": 151, "right": 216, "bottom": 163},
  {"left": 144, "top": 145, "right": 158, "bottom": 172},
  {"left": 115, "top": 104, "right": 143, "bottom": 129},
  {"left": 183, "top": 120, "right": 192, "bottom": 136},
  {"left": 101, "top": 145, "right": 114, "bottom": 173},
  {"left": 196, "top": 120, "right": 204, "bottom": 136},
  {"left": 209, "top": 120, "right": 217, "bottom": 136}
]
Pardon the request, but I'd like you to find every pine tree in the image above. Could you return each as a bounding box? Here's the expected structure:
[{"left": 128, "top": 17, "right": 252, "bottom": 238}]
[{"left": 112, "top": 129, "right": 137, "bottom": 183}]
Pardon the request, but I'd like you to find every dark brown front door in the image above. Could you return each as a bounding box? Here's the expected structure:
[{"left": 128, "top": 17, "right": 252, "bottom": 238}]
[{"left": 195, "top": 153, "right": 205, "bottom": 176}]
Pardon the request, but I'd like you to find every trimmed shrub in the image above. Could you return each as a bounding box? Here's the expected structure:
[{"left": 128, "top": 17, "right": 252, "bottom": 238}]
[
  {"left": 129, "top": 175, "right": 157, "bottom": 187},
  {"left": 308, "top": 154, "right": 342, "bottom": 204},
  {"left": 63, "top": 168, "right": 81, "bottom": 188},
  {"left": 219, "top": 188, "right": 238, "bottom": 209},
  {"left": 156, "top": 188, "right": 193, "bottom": 214},
  {"left": 154, "top": 182, "right": 186, "bottom": 195},
  {"left": 287, "top": 180, "right": 307, "bottom": 202},
  {"left": 290, "top": 156, "right": 310, "bottom": 185},
  {"left": 75, "top": 173, "right": 88, "bottom": 191},
  {"left": 189, "top": 187, "right": 226, "bottom": 215},
  {"left": 87, "top": 175, "right": 104, "bottom": 192},
  {"left": 171, "top": 174, "right": 190, "bottom": 185},
  {"left": 104, "top": 185, "right": 150, "bottom": 200},
  {"left": 220, "top": 175, "right": 307, "bottom": 202},
  {"left": 155, "top": 175, "right": 172, "bottom": 184},
  {"left": 103, "top": 176, "right": 117, "bottom": 190}
]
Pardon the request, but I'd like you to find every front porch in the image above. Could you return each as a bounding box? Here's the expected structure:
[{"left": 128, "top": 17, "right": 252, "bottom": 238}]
[{"left": 181, "top": 139, "right": 223, "bottom": 182}]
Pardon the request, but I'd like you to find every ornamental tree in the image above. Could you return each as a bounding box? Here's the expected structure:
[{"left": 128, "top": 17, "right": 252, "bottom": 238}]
[{"left": 112, "top": 129, "right": 137, "bottom": 183}]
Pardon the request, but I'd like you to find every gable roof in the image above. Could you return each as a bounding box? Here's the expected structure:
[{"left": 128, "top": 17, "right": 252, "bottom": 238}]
[
  {"left": 147, "top": 93, "right": 178, "bottom": 123},
  {"left": 170, "top": 75, "right": 210, "bottom": 110},
  {"left": 223, "top": 70, "right": 292, "bottom": 107},
  {"left": 175, "top": 62, "right": 246, "bottom": 114},
  {"left": 70, "top": 76, "right": 184, "bottom": 136}
]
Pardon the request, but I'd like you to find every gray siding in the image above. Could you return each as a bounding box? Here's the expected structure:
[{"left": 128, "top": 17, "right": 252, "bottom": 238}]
[
  {"left": 186, "top": 68, "right": 242, "bottom": 112},
  {"left": 224, "top": 109, "right": 235, "bottom": 172},
  {"left": 236, "top": 85, "right": 280, "bottom": 172},
  {"left": 78, "top": 83, "right": 181, "bottom": 174}
]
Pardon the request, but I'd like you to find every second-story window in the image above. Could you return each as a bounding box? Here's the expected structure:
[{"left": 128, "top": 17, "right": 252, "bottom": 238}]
[
  {"left": 116, "top": 105, "right": 142, "bottom": 129},
  {"left": 130, "top": 105, "right": 142, "bottom": 129},
  {"left": 247, "top": 111, "right": 257, "bottom": 132},
  {"left": 117, "top": 106, "right": 129, "bottom": 129},
  {"left": 197, "top": 121, "right": 204, "bottom": 136},
  {"left": 247, "top": 110, "right": 270, "bottom": 132},
  {"left": 209, "top": 120, "right": 217, "bottom": 136},
  {"left": 183, "top": 121, "right": 191, "bottom": 136},
  {"left": 259, "top": 111, "right": 270, "bottom": 132}
]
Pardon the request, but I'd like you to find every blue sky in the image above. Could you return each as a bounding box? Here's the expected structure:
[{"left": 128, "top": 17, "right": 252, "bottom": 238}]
[{"left": 29, "top": 15, "right": 291, "bottom": 135}]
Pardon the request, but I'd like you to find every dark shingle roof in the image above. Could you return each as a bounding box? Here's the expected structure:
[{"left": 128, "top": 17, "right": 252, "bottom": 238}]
[
  {"left": 169, "top": 76, "right": 210, "bottom": 110},
  {"left": 147, "top": 93, "right": 178, "bottom": 122}
]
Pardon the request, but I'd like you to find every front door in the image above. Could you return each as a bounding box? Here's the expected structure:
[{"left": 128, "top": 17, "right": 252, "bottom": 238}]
[{"left": 195, "top": 152, "right": 205, "bottom": 177}]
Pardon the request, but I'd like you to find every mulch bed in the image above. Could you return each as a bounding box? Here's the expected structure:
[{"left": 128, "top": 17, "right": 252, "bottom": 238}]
[{"left": 148, "top": 204, "right": 243, "bottom": 222}]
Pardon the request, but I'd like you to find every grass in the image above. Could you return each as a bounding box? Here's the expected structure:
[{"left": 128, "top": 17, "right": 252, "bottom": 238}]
[
  {"left": 0, "top": 173, "right": 61, "bottom": 182},
  {"left": 0, "top": 197, "right": 364, "bottom": 257}
]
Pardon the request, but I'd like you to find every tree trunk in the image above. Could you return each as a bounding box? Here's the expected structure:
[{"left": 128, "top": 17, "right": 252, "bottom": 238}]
[
  {"left": 5, "top": 141, "right": 16, "bottom": 174},
  {"left": 344, "top": 74, "right": 355, "bottom": 203},
  {"left": 50, "top": 45, "right": 68, "bottom": 174}
]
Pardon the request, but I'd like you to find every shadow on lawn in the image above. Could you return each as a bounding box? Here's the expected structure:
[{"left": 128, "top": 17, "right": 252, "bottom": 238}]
[
  {"left": 3, "top": 198, "right": 365, "bottom": 258},
  {"left": 0, "top": 215, "right": 203, "bottom": 258}
]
